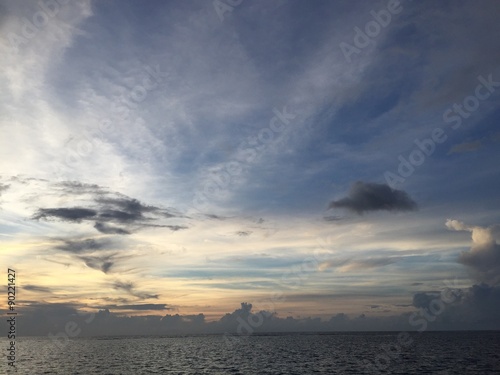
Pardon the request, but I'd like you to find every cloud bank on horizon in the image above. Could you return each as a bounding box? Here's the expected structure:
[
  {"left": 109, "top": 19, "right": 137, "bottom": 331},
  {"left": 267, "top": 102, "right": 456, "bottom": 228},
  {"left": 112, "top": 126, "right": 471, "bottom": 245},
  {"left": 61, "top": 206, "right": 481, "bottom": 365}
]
[{"left": 1, "top": 0, "right": 500, "bottom": 336}]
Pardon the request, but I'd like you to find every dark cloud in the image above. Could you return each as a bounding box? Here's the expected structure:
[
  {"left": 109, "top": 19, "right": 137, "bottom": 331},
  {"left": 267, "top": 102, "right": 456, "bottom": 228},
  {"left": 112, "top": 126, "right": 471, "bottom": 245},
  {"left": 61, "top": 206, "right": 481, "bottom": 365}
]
[
  {"left": 32, "top": 188, "right": 187, "bottom": 235},
  {"left": 236, "top": 231, "right": 251, "bottom": 236},
  {"left": 329, "top": 181, "right": 417, "bottom": 214},
  {"left": 112, "top": 281, "right": 159, "bottom": 300},
  {"left": 32, "top": 207, "right": 97, "bottom": 222},
  {"left": 412, "top": 292, "right": 441, "bottom": 308},
  {"left": 410, "top": 284, "right": 500, "bottom": 330},
  {"left": 53, "top": 238, "right": 128, "bottom": 274},
  {"left": 56, "top": 238, "right": 115, "bottom": 254},
  {"left": 94, "top": 222, "right": 131, "bottom": 235},
  {"left": 78, "top": 254, "right": 115, "bottom": 273}
]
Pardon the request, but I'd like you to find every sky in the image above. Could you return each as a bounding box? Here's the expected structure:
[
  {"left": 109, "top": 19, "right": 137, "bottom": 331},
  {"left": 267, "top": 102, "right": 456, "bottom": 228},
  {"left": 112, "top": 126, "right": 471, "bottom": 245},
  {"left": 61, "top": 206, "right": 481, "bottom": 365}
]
[{"left": 1, "top": 0, "right": 500, "bottom": 337}]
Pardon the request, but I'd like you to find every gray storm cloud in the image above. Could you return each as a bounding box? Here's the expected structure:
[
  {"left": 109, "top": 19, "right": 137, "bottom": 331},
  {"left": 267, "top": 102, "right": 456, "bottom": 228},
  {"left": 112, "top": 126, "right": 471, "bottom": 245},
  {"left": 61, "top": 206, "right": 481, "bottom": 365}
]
[{"left": 329, "top": 181, "right": 417, "bottom": 214}]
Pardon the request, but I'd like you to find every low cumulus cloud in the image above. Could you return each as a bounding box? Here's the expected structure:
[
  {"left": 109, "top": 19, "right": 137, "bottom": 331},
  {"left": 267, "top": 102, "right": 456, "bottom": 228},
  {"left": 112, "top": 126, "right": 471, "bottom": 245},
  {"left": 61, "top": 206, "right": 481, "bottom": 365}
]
[
  {"left": 446, "top": 219, "right": 500, "bottom": 284},
  {"left": 411, "top": 283, "right": 500, "bottom": 329},
  {"left": 329, "top": 181, "right": 417, "bottom": 214},
  {"left": 4, "top": 288, "right": 500, "bottom": 337}
]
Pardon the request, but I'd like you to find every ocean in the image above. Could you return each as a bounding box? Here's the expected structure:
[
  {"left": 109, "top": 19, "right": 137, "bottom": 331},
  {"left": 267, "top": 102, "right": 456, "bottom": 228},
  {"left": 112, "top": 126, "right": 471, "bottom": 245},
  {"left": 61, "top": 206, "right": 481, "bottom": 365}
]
[{"left": 3, "top": 331, "right": 499, "bottom": 374}]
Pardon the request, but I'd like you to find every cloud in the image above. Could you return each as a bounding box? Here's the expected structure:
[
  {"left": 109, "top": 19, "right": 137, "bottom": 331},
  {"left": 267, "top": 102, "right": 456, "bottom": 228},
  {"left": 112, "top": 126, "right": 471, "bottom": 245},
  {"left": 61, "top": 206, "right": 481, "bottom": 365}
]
[
  {"left": 31, "top": 184, "right": 187, "bottom": 234},
  {"left": 447, "top": 140, "right": 482, "bottom": 155},
  {"left": 446, "top": 219, "right": 500, "bottom": 284},
  {"left": 338, "top": 257, "right": 400, "bottom": 272},
  {"left": 55, "top": 238, "right": 115, "bottom": 254},
  {"left": 165, "top": 225, "right": 188, "bottom": 231},
  {"left": 329, "top": 182, "right": 417, "bottom": 214},
  {"left": 53, "top": 238, "right": 127, "bottom": 274},
  {"left": 320, "top": 256, "right": 400, "bottom": 272},
  {"left": 99, "top": 304, "right": 172, "bottom": 311},
  {"left": 323, "top": 215, "right": 343, "bottom": 222},
  {"left": 78, "top": 254, "right": 116, "bottom": 273},
  {"left": 112, "top": 281, "right": 159, "bottom": 300},
  {"left": 54, "top": 181, "right": 106, "bottom": 195},
  {"left": 411, "top": 284, "right": 500, "bottom": 329},
  {"left": 23, "top": 285, "right": 52, "bottom": 293},
  {"left": 0, "top": 183, "right": 9, "bottom": 194},
  {"left": 32, "top": 207, "right": 97, "bottom": 222},
  {"left": 94, "top": 222, "right": 131, "bottom": 235}
]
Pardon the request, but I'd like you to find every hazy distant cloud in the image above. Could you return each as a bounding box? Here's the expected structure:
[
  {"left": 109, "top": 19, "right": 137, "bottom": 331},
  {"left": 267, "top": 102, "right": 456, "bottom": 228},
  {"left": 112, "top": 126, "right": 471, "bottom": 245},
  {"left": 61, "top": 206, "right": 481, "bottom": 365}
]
[
  {"left": 0, "top": 183, "right": 9, "bottom": 208},
  {"left": 446, "top": 219, "right": 500, "bottom": 284},
  {"left": 3, "top": 287, "right": 500, "bottom": 337},
  {"left": 339, "top": 257, "right": 400, "bottom": 272},
  {"left": 320, "top": 256, "right": 400, "bottom": 272},
  {"left": 323, "top": 215, "right": 343, "bottom": 222},
  {"left": 23, "top": 285, "right": 52, "bottom": 293},
  {"left": 165, "top": 225, "right": 188, "bottom": 231},
  {"left": 447, "top": 140, "right": 482, "bottom": 154},
  {"left": 329, "top": 182, "right": 417, "bottom": 214},
  {"left": 54, "top": 181, "right": 105, "bottom": 195},
  {"left": 56, "top": 238, "right": 115, "bottom": 254},
  {"left": 236, "top": 231, "right": 251, "bottom": 237},
  {"left": 204, "top": 214, "right": 227, "bottom": 220},
  {"left": 0, "top": 183, "right": 9, "bottom": 194},
  {"left": 412, "top": 291, "right": 441, "bottom": 308},
  {"left": 100, "top": 304, "right": 172, "bottom": 311}
]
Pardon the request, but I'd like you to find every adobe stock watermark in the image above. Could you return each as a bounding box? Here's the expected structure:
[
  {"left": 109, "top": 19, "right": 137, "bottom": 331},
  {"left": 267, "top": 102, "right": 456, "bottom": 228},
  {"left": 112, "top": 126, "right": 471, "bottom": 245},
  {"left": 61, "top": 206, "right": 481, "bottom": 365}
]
[
  {"left": 213, "top": 0, "right": 243, "bottom": 22},
  {"left": 223, "top": 235, "right": 334, "bottom": 348},
  {"left": 191, "top": 105, "right": 297, "bottom": 213},
  {"left": 384, "top": 73, "right": 500, "bottom": 188},
  {"left": 339, "top": 0, "right": 406, "bottom": 63},
  {"left": 360, "top": 278, "right": 463, "bottom": 373},
  {"left": 48, "top": 310, "right": 95, "bottom": 349},
  {"left": 7, "top": 0, "right": 71, "bottom": 54},
  {"left": 53, "top": 64, "right": 169, "bottom": 178}
]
